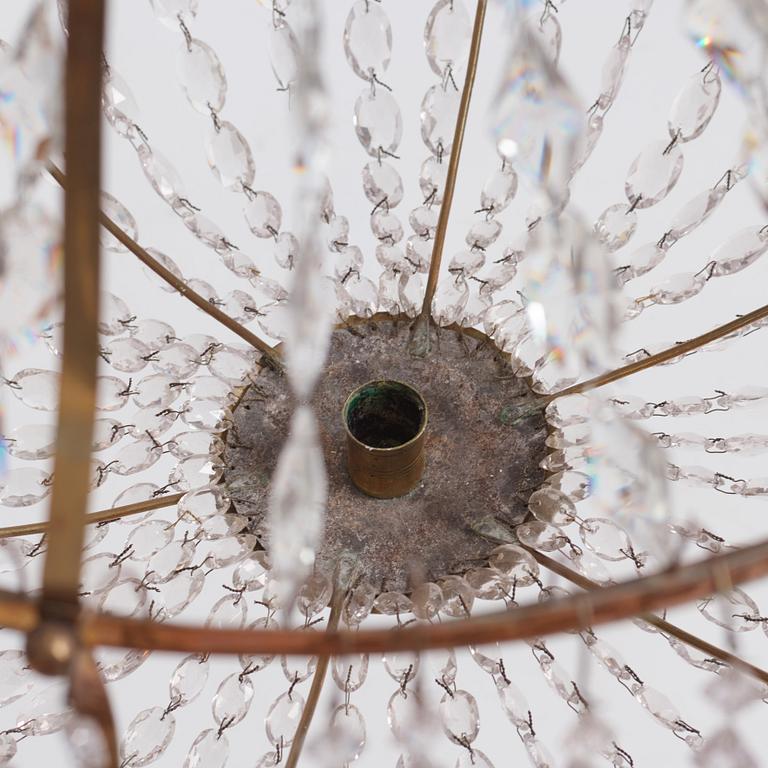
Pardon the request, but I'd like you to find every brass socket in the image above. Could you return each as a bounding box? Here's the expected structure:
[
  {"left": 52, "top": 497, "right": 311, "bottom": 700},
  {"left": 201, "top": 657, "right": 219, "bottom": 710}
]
[{"left": 342, "top": 380, "right": 428, "bottom": 499}]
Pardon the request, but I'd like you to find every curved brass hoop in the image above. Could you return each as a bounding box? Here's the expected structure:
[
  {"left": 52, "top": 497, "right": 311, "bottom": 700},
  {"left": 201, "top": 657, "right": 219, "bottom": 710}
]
[{"left": 0, "top": 534, "right": 766, "bottom": 656}]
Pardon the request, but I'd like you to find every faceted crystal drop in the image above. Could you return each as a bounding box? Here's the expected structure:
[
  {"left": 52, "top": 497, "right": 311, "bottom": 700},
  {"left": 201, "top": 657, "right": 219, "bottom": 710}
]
[
  {"left": 332, "top": 654, "right": 369, "bottom": 693},
  {"left": 668, "top": 186, "right": 726, "bottom": 242},
  {"left": 371, "top": 210, "right": 404, "bottom": 243},
  {"left": 528, "top": 486, "right": 576, "bottom": 526},
  {"left": 281, "top": 651, "right": 317, "bottom": 685},
  {"left": 127, "top": 520, "right": 173, "bottom": 560},
  {"left": 103, "top": 69, "right": 140, "bottom": 136},
  {"left": 170, "top": 654, "right": 209, "bottom": 706},
  {"left": 579, "top": 517, "right": 632, "bottom": 561},
  {"left": 362, "top": 161, "right": 404, "bottom": 207},
  {"left": 101, "top": 192, "right": 137, "bottom": 252},
  {"left": 488, "top": 544, "right": 539, "bottom": 585},
  {"left": 183, "top": 730, "right": 228, "bottom": 768},
  {"left": 11, "top": 368, "right": 59, "bottom": 411},
  {"left": 354, "top": 89, "right": 402, "bottom": 157},
  {"left": 212, "top": 673, "right": 253, "bottom": 727},
  {"left": 439, "top": 575, "right": 474, "bottom": 617},
  {"left": 120, "top": 707, "right": 175, "bottom": 767},
  {"left": 466, "top": 219, "right": 501, "bottom": 249},
  {"left": 344, "top": 0, "right": 392, "bottom": 81},
  {"left": 137, "top": 144, "right": 186, "bottom": 206},
  {"left": 206, "top": 121, "right": 254, "bottom": 191},
  {"left": 0, "top": 467, "right": 51, "bottom": 507},
  {"left": 102, "top": 337, "right": 150, "bottom": 373},
  {"left": 649, "top": 271, "right": 706, "bottom": 304},
  {"left": 432, "top": 277, "right": 469, "bottom": 326},
  {"left": 7, "top": 423, "right": 56, "bottom": 460},
  {"left": 176, "top": 39, "right": 226, "bottom": 114},
  {"left": 420, "top": 84, "right": 460, "bottom": 156},
  {"left": 594, "top": 204, "right": 637, "bottom": 252},
  {"left": 96, "top": 376, "right": 130, "bottom": 411},
  {"left": 712, "top": 225, "right": 768, "bottom": 276},
  {"left": 398, "top": 272, "right": 425, "bottom": 317},
  {"left": 598, "top": 37, "right": 630, "bottom": 110},
  {"left": 625, "top": 139, "right": 684, "bottom": 209},
  {"left": 244, "top": 191, "right": 282, "bottom": 238},
  {"left": 439, "top": 690, "right": 480, "bottom": 744},
  {"left": 153, "top": 342, "right": 199, "bottom": 379},
  {"left": 269, "top": 22, "right": 299, "bottom": 91},
  {"left": 424, "top": 0, "right": 472, "bottom": 77},
  {"left": 420, "top": 155, "right": 448, "bottom": 203},
  {"left": 669, "top": 68, "right": 721, "bottom": 142},
  {"left": 0, "top": 650, "right": 33, "bottom": 707},
  {"left": 113, "top": 439, "right": 162, "bottom": 476},
  {"left": 481, "top": 166, "right": 518, "bottom": 213},
  {"left": 274, "top": 232, "right": 298, "bottom": 270},
  {"left": 329, "top": 704, "right": 367, "bottom": 764},
  {"left": 266, "top": 691, "right": 305, "bottom": 746}
]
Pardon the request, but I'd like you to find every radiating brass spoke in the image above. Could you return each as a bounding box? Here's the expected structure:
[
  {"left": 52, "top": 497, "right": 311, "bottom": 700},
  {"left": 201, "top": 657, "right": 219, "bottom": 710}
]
[
  {"left": 0, "top": 494, "right": 183, "bottom": 541},
  {"left": 547, "top": 302, "right": 768, "bottom": 401},
  {"left": 526, "top": 546, "right": 768, "bottom": 686},
  {"left": 412, "top": 0, "right": 488, "bottom": 350},
  {"left": 47, "top": 163, "right": 283, "bottom": 371}
]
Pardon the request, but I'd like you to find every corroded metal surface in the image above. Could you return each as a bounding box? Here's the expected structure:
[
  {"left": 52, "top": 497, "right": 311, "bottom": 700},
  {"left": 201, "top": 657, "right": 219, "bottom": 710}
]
[{"left": 224, "top": 316, "right": 547, "bottom": 592}]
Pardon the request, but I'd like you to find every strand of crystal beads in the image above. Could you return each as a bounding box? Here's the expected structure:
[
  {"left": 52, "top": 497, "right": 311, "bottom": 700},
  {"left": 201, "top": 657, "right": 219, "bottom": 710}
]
[
  {"left": 616, "top": 162, "right": 742, "bottom": 290},
  {"left": 469, "top": 644, "right": 557, "bottom": 767},
  {"left": 389, "top": 0, "right": 473, "bottom": 318},
  {"left": 432, "top": 0, "right": 564, "bottom": 324},
  {"left": 571, "top": 0, "right": 654, "bottom": 177},
  {"left": 605, "top": 386, "right": 768, "bottom": 421},
  {"left": 664, "top": 462, "right": 768, "bottom": 497},
  {"left": 593, "top": 61, "right": 721, "bottom": 257},
  {"left": 623, "top": 219, "right": 768, "bottom": 319},
  {"left": 651, "top": 431, "right": 768, "bottom": 455},
  {"left": 327, "top": 620, "right": 369, "bottom": 767},
  {"left": 579, "top": 625, "right": 705, "bottom": 750},
  {"left": 101, "top": 57, "right": 277, "bottom": 291},
  {"left": 477, "top": 0, "right": 648, "bottom": 300},
  {"left": 338, "top": 0, "right": 395, "bottom": 317}
]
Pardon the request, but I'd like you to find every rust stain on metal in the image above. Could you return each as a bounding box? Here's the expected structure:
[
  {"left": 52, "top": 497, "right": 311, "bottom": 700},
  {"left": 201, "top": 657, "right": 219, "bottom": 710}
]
[{"left": 224, "top": 315, "right": 547, "bottom": 592}]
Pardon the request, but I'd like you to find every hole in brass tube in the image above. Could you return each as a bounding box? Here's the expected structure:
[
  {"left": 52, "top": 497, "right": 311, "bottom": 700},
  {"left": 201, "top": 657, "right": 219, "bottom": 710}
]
[{"left": 345, "top": 381, "right": 425, "bottom": 449}]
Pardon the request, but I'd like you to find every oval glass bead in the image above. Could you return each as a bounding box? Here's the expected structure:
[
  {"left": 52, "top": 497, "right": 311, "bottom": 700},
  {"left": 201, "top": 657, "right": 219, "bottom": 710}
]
[
  {"left": 343, "top": 0, "right": 392, "bottom": 81},
  {"left": 424, "top": 0, "right": 471, "bottom": 77},
  {"left": 624, "top": 139, "right": 684, "bottom": 209},
  {"left": 206, "top": 120, "right": 255, "bottom": 191},
  {"left": 354, "top": 89, "right": 403, "bottom": 157},
  {"left": 420, "top": 83, "right": 460, "bottom": 156},
  {"left": 176, "top": 38, "right": 226, "bottom": 113},
  {"left": 668, "top": 68, "right": 721, "bottom": 142},
  {"left": 244, "top": 191, "right": 282, "bottom": 238},
  {"left": 362, "top": 160, "right": 403, "bottom": 207},
  {"left": 269, "top": 22, "right": 299, "bottom": 91}
]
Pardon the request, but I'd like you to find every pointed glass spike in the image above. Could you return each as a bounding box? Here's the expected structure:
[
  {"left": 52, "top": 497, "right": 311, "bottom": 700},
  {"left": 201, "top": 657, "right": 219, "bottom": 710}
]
[
  {"left": 344, "top": 0, "right": 392, "bottom": 81},
  {"left": 354, "top": 89, "right": 403, "bottom": 157},
  {"left": 176, "top": 38, "right": 227, "bottom": 114},
  {"left": 267, "top": 406, "right": 327, "bottom": 603},
  {"left": 424, "top": 0, "right": 472, "bottom": 77},
  {"left": 420, "top": 83, "right": 460, "bottom": 156},
  {"left": 491, "top": 19, "right": 582, "bottom": 202},
  {"left": 624, "top": 139, "right": 684, "bottom": 208},
  {"left": 206, "top": 121, "right": 255, "bottom": 191}
]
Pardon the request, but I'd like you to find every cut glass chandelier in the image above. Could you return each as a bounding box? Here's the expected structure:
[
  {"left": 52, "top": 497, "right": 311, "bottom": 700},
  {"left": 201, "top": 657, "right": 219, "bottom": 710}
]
[{"left": 2, "top": 0, "right": 768, "bottom": 766}]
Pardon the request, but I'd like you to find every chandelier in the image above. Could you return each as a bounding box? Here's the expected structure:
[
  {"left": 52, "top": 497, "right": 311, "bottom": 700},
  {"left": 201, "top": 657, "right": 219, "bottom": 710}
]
[{"left": 2, "top": 0, "right": 768, "bottom": 766}]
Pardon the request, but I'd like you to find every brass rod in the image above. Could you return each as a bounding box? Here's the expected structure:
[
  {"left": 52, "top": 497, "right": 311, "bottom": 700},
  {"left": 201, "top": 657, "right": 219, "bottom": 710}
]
[
  {"left": 284, "top": 588, "right": 344, "bottom": 768},
  {"left": 526, "top": 547, "right": 768, "bottom": 686},
  {"left": 39, "top": 0, "right": 105, "bottom": 611},
  {"left": 416, "top": 0, "right": 488, "bottom": 324},
  {"left": 46, "top": 163, "right": 283, "bottom": 371},
  {"left": 0, "top": 494, "right": 183, "bottom": 540},
  {"left": 546, "top": 302, "right": 768, "bottom": 402},
  {"left": 58, "top": 532, "right": 768, "bottom": 655}
]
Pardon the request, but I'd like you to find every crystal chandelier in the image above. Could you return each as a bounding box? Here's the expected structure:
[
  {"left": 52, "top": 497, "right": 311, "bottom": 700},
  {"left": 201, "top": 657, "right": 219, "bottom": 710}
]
[{"left": 2, "top": 0, "right": 768, "bottom": 766}]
